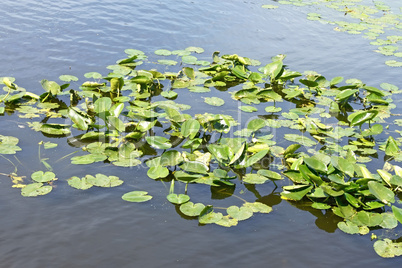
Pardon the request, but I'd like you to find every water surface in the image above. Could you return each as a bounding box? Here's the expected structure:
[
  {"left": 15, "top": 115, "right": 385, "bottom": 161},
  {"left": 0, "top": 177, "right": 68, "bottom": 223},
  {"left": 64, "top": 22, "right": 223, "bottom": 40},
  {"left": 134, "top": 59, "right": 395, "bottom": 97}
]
[{"left": 0, "top": 1, "right": 401, "bottom": 267}]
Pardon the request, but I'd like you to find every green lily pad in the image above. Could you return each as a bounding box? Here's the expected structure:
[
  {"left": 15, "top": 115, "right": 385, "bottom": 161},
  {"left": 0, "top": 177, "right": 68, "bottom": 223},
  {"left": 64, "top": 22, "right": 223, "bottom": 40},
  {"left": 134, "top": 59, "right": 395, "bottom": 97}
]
[
  {"left": 182, "top": 55, "right": 198, "bottom": 64},
  {"left": 71, "top": 154, "right": 107, "bottom": 165},
  {"left": 257, "top": 169, "right": 283, "bottom": 181},
  {"left": 239, "top": 106, "right": 258, "bottom": 113},
  {"left": 204, "top": 97, "right": 225, "bottom": 106},
  {"left": 167, "top": 194, "right": 190, "bottom": 205},
  {"left": 227, "top": 205, "right": 253, "bottom": 221},
  {"left": 181, "top": 119, "right": 200, "bottom": 139},
  {"left": 161, "top": 91, "right": 178, "bottom": 99},
  {"left": 145, "top": 136, "right": 172, "bottom": 150},
  {"left": 215, "top": 215, "right": 238, "bottom": 227},
  {"left": 385, "top": 60, "right": 402, "bottom": 67},
  {"left": 265, "top": 106, "right": 282, "bottom": 113},
  {"left": 337, "top": 221, "right": 360, "bottom": 234},
  {"left": 374, "top": 239, "right": 402, "bottom": 258},
  {"left": 242, "top": 174, "right": 269, "bottom": 184},
  {"left": 31, "top": 171, "right": 56, "bottom": 183},
  {"left": 122, "top": 191, "right": 153, "bottom": 203},
  {"left": 59, "top": 75, "right": 78, "bottom": 82},
  {"left": 147, "top": 166, "right": 169, "bottom": 179},
  {"left": 154, "top": 49, "right": 171, "bottom": 56},
  {"left": 180, "top": 202, "right": 206, "bottom": 217},
  {"left": 185, "top": 46, "right": 204, "bottom": 53},
  {"left": 244, "top": 202, "right": 272, "bottom": 213},
  {"left": 180, "top": 161, "right": 209, "bottom": 174},
  {"left": 368, "top": 181, "right": 395, "bottom": 205},
  {"left": 284, "top": 134, "right": 317, "bottom": 147},
  {"left": 188, "top": 86, "right": 211, "bottom": 93},
  {"left": 392, "top": 206, "right": 402, "bottom": 224},
  {"left": 199, "top": 206, "right": 223, "bottom": 224},
  {"left": 84, "top": 72, "right": 102, "bottom": 79},
  {"left": 43, "top": 142, "right": 58, "bottom": 149},
  {"left": 21, "top": 183, "right": 52, "bottom": 197},
  {"left": 68, "top": 176, "right": 93, "bottom": 190}
]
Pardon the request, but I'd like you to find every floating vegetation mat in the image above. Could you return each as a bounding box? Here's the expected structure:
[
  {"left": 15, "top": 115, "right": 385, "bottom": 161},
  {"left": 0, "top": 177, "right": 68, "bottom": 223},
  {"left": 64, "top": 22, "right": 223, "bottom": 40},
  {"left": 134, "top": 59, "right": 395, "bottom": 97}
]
[
  {"left": 1, "top": 47, "right": 402, "bottom": 258},
  {"left": 262, "top": 0, "right": 402, "bottom": 67}
]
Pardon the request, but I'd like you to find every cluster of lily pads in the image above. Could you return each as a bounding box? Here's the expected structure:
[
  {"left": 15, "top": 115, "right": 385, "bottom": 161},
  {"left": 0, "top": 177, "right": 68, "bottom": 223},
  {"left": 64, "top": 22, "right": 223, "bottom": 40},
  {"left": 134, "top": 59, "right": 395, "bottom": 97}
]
[
  {"left": 2, "top": 47, "right": 402, "bottom": 257},
  {"left": 262, "top": 0, "right": 402, "bottom": 67}
]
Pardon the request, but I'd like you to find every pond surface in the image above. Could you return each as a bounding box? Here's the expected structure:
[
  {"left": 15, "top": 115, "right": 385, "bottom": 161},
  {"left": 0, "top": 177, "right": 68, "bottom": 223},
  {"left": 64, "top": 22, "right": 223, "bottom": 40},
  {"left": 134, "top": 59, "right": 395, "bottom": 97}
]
[{"left": 1, "top": 0, "right": 402, "bottom": 267}]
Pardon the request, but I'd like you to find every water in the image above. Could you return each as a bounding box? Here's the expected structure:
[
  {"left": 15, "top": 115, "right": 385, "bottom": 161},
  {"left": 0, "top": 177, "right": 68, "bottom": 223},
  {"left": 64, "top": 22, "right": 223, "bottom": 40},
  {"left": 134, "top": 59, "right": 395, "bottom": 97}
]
[{"left": 1, "top": 0, "right": 402, "bottom": 267}]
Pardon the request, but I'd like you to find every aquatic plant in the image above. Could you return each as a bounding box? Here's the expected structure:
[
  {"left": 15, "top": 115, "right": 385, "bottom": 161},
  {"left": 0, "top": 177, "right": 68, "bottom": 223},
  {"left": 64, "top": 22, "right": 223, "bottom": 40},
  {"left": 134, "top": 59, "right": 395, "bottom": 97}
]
[{"left": 1, "top": 47, "right": 402, "bottom": 257}]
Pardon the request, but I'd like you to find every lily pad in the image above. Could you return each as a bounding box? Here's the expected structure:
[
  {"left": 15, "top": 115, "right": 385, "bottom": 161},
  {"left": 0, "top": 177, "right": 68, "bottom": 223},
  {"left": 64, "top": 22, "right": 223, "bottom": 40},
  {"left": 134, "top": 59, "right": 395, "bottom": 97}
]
[
  {"left": 21, "top": 183, "right": 52, "bottom": 197},
  {"left": 374, "top": 239, "right": 402, "bottom": 258},
  {"left": 227, "top": 205, "right": 253, "bottom": 221},
  {"left": 204, "top": 97, "right": 225, "bottom": 106},
  {"left": 147, "top": 166, "right": 169, "bottom": 179},
  {"left": 122, "top": 191, "right": 153, "bottom": 203},
  {"left": 180, "top": 202, "right": 206, "bottom": 217},
  {"left": 145, "top": 136, "right": 172, "bottom": 150},
  {"left": 68, "top": 176, "right": 93, "bottom": 190},
  {"left": 31, "top": 171, "right": 56, "bottom": 183},
  {"left": 167, "top": 194, "right": 190, "bottom": 205}
]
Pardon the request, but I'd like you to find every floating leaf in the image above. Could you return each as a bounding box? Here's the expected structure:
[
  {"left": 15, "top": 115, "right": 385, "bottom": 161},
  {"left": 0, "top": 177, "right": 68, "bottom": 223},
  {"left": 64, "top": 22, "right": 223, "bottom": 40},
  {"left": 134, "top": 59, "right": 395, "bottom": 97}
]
[
  {"left": 180, "top": 202, "right": 206, "bottom": 217},
  {"left": 257, "top": 169, "right": 283, "bottom": 181},
  {"left": 385, "top": 136, "right": 400, "bottom": 156},
  {"left": 368, "top": 181, "right": 395, "bottom": 205},
  {"left": 281, "top": 185, "right": 313, "bottom": 201},
  {"left": 247, "top": 118, "right": 266, "bottom": 132},
  {"left": 199, "top": 206, "right": 223, "bottom": 224},
  {"left": 380, "top": 213, "right": 398, "bottom": 229},
  {"left": 374, "top": 239, "right": 402, "bottom": 258},
  {"left": 154, "top": 49, "right": 171, "bottom": 56},
  {"left": 145, "top": 136, "right": 172, "bottom": 150},
  {"left": 265, "top": 106, "right": 282, "bottom": 113},
  {"left": 385, "top": 60, "right": 402, "bottom": 67},
  {"left": 348, "top": 110, "right": 379, "bottom": 127},
  {"left": 182, "top": 55, "right": 198, "bottom": 64},
  {"left": 215, "top": 216, "right": 238, "bottom": 227},
  {"left": 161, "top": 91, "right": 178, "bottom": 99},
  {"left": 244, "top": 202, "right": 272, "bottom": 213},
  {"left": 167, "top": 194, "right": 190, "bottom": 205},
  {"left": 59, "top": 75, "right": 78, "bottom": 82},
  {"left": 242, "top": 174, "right": 269, "bottom": 184},
  {"left": 122, "top": 191, "right": 153, "bottom": 202},
  {"left": 239, "top": 105, "right": 258, "bottom": 113},
  {"left": 185, "top": 46, "right": 204, "bottom": 53},
  {"left": 43, "top": 142, "right": 58, "bottom": 149},
  {"left": 68, "top": 176, "right": 93, "bottom": 190},
  {"left": 147, "top": 166, "right": 169, "bottom": 179},
  {"left": 284, "top": 134, "right": 317, "bottom": 147},
  {"left": 40, "top": 79, "right": 61, "bottom": 95},
  {"left": 227, "top": 205, "right": 253, "bottom": 221},
  {"left": 303, "top": 157, "right": 327, "bottom": 173},
  {"left": 204, "top": 97, "right": 225, "bottom": 106},
  {"left": 71, "top": 154, "right": 107, "bottom": 165},
  {"left": 21, "top": 183, "right": 52, "bottom": 197},
  {"left": 31, "top": 171, "right": 56, "bottom": 183},
  {"left": 180, "top": 161, "right": 209, "bottom": 174},
  {"left": 181, "top": 119, "right": 200, "bottom": 139},
  {"left": 337, "top": 221, "right": 360, "bottom": 234},
  {"left": 84, "top": 72, "right": 102, "bottom": 79},
  {"left": 392, "top": 206, "right": 402, "bottom": 224}
]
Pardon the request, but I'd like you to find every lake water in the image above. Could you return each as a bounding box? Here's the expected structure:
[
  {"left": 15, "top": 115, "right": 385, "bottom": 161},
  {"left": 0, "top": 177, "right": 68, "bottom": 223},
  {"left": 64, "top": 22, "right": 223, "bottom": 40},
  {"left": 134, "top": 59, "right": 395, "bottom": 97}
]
[{"left": 1, "top": 0, "right": 402, "bottom": 267}]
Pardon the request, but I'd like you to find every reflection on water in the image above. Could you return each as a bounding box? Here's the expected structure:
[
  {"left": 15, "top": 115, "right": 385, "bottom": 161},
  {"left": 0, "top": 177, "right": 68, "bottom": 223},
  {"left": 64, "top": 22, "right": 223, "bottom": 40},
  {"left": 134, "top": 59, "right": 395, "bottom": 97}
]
[{"left": 1, "top": 0, "right": 402, "bottom": 267}]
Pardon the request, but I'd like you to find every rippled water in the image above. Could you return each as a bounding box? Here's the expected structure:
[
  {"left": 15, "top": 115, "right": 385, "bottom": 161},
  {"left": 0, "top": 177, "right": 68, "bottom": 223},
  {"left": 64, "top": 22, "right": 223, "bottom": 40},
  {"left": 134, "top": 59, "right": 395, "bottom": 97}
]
[{"left": 1, "top": 0, "right": 402, "bottom": 267}]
